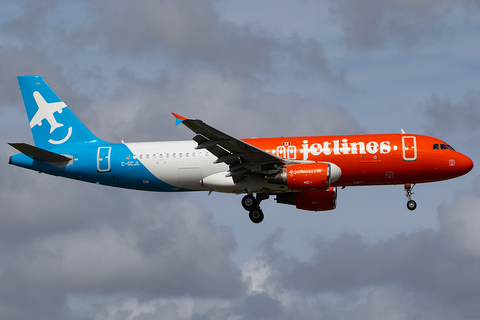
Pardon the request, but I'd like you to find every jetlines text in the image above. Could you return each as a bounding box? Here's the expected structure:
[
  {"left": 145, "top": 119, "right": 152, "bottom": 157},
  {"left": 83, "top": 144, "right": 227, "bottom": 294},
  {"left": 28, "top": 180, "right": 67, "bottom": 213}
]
[{"left": 297, "top": 139, "right": 391, "bottom": 160}]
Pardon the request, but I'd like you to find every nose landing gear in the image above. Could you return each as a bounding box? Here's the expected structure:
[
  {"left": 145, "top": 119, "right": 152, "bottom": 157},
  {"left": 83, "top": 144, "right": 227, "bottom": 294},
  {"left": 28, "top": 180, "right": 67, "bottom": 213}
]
[
  {"left": 242, "top": 193, "right": 268, "bottom": 223},
  {"left": 404, "top": 183, "right": 417, "bottom": 211}
]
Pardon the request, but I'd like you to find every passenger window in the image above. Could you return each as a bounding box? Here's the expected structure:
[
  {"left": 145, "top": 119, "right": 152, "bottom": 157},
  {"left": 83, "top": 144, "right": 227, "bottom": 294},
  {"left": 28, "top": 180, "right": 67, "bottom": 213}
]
[
  {"left": 126, "top": 155, "right": 130, "bottom": 160},
  {"left": 153, "top": 154, "right": 156, "bottom": 159},
  {"left": 172, "top": 153, "right": 176, "bottom": 158},
  {"left": 166, "top": 153, "right": 169, "bottom": 158},
  {"left": 146, "top": 154, "right": 150, "bottom": 159},
  {"left": 186, "top": 153, "right": 189, "bottom": 157},
  {"left": 179, "top": 153, "right": 183, "bottom": 157},
  {"left": 206, "top": 152, "right": 209, "bottom": 157},
  {"left": 139, "top": 154, "right": 143, "bottom": 159},
  {"left": 199, "top": 152, "right": 203, "bottom": 157},
  {"left": 433, "top": 144, "right": 439, "bottom": 150}
]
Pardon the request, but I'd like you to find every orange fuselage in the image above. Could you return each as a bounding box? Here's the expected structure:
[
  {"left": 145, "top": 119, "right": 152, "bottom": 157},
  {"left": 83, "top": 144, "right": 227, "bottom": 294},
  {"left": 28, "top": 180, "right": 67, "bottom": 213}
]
[{"left": 243, "top": 133, "right": 473, "bottom": 186}]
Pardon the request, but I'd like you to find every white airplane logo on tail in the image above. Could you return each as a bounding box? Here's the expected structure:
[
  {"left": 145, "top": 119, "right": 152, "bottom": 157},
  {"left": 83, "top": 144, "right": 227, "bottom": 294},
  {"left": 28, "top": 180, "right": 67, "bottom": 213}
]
[{"left": 30, "top": 91, "right": 67, "bottom": 133}]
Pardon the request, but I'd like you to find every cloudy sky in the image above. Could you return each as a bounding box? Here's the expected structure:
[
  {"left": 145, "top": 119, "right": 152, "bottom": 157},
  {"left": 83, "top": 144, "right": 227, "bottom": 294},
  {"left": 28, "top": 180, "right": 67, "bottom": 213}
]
[{"left": 1, "top": 0, "right": 480, "bottom": 319}]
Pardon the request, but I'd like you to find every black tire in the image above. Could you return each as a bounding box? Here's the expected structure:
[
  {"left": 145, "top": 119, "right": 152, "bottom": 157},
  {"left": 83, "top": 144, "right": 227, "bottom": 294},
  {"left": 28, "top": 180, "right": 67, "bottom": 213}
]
[
  {"left": 249, "top": 209, "right": 264, "bottom": 224},
  {"left": 242, "top": 194, "right": 257, "bottom": 211},
  {"left": 407, "top": 200, "right": 417, "bottom": 211}
]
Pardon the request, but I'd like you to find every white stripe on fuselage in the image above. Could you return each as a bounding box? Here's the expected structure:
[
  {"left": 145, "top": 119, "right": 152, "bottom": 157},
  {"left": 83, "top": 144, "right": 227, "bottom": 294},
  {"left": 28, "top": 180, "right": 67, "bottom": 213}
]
[{"left": 124, "top": 140, "right": 228, "bottom": 190}]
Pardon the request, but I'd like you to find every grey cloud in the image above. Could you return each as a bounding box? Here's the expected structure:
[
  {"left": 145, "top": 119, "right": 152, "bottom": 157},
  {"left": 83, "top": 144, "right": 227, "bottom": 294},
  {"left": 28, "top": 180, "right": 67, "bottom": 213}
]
[
  {"left": 0, "top": 204, "right": 243, "bottom": 319},
  {"left": 93, "top": 0, "right": 276, "bottom": 77},
  {"left": 328, "top": 0, "right": 472, "bottom": 49},
  {"left": 0, "top": 45, "right": 100, "bottom": 127},
  {"left": 250, "top": 91, "right": 362, "bottom": 136},
  {"left": 83, "top": 0, "right": 343, "bottom": 82},
  {"left": 2, "top": 0, "right": 59, "bottom": 47},
  {"left": 84, "top": 71, "right": 361, "bottom": 144},
  {"left": 423, "top": 91, "right": 480, "bottom": 142},
  {"left": 438, "top": 177, "right": 480, "bottom": 258},
  {"left": 0, "top": 177, "right": 243, "bottom": 293},
  {"left": 231, "top": 292, "right": 283, "bottom": 320},
  {"left": 284, "top": 34, "right": 346, "bottom": 85},
  {"left": 1, "top": 135, "right": 132, "bottom": 244},
  {"left": 3, "top": 213, "right": 240, "bottom": 296},
  {"left": 2, "top": 130, "right": 243, "bottom": 319},
  {"left": 0, "top": 46, "right": 67, "bottom": 108},
  {"left": 237, "top": 176, "right": 480, "bottom": 319},
  {"left": 93, "top": 0, "right": 226, "bottom": 56}
]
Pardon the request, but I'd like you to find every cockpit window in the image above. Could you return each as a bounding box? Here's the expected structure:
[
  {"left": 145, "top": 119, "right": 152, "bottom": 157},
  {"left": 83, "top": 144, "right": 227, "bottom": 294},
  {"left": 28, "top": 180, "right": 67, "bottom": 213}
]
[
  {"left": 435, "top": 143, "right": 455, "bottom": 151},
  {"left": 441, "top": 144, "right": 456, "bottom": 150}
]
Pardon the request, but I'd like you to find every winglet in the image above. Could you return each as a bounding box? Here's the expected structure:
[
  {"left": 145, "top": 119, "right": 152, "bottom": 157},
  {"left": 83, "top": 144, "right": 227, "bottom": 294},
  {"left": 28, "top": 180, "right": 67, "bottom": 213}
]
[{"left": 172, "top": 113, "right": 187, "bottom": 126}]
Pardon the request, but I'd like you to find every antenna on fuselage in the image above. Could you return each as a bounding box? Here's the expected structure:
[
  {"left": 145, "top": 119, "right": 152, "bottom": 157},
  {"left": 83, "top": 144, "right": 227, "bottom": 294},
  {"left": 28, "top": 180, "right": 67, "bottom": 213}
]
[{"left": 401, "top": 128, "right": 406, "bottom": 134}]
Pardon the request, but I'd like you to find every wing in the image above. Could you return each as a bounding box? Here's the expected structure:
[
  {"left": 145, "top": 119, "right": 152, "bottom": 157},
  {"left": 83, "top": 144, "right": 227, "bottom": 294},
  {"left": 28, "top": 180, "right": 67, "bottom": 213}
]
[
  {"left": 172, "top": 113, "right": 286, "bottom": 181},
  {"left": 29, "top": 112, "right": 44, "bottom": 127}
]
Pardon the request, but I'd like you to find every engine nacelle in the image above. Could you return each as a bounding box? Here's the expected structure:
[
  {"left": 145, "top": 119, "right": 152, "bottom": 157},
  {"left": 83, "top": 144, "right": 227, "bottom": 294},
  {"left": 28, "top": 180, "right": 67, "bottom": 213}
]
[
  {"left": 268, "top": 162, "right": 341, "bottom": 191},
  {"left": 276, "top": 187, "right": 337, "bottom": 211}
]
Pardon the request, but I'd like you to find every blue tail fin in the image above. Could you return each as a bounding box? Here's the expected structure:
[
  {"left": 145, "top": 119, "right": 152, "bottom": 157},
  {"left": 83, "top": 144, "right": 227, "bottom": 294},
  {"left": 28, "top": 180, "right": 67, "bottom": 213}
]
[{"left": 17, "top": 76, "right": 101, "bottom": 149}]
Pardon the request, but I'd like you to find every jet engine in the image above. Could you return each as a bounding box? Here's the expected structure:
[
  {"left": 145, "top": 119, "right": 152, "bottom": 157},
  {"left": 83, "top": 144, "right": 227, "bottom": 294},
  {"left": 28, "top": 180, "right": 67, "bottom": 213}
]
[
  {"left": 276, "top": 187, "right": 337, "bottom": 211},
  {"left": 267, "top": 162, "right": 341, "bottom": 191}
]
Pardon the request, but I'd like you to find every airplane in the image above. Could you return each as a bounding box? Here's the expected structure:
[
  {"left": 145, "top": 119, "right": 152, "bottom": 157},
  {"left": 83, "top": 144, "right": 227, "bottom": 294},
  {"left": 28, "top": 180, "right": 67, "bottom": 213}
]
[
  {"left": 9, "top": 76, "right": 474, "bottom": 223},
  {"left": 29, "top": 91, "right": 67, "bottom": 134}
]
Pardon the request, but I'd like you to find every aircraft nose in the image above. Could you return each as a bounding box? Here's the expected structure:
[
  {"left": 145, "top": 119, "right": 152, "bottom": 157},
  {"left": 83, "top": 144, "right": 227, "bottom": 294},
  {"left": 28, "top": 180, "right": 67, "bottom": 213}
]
[{"left": 458, "top": 153, "right": 474, "bottom": 176}]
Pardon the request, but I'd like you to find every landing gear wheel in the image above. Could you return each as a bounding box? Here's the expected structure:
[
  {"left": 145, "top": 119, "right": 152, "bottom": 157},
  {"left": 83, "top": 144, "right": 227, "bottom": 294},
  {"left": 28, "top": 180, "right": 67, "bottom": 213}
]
[
  {"left": 407, "top": 200, "right": 417, "bottom": 211},
  {"left": 249, "top": 208, "right": 264, "bottom": 224},
  {"left": 404, "top": 183, "right": 417, "bottom": 211},
  {"left": 242, "top": 194, "right": 257, "bottom": 211}
]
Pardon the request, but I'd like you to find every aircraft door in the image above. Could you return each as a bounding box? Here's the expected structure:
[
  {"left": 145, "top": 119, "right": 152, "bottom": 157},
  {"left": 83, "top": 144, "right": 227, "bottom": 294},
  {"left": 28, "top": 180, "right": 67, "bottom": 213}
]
[
  {"left": 97, "top": 147, "right": 112, "bottom": 172},
  {"left": 287, "top": 146, "right": 297, "bottom": 159},
  {"left": 276, "top": 146, "right": 286, "bottom": 159},
  {"left": 402, "top": 136, "right": 417, "bottom": 161}
]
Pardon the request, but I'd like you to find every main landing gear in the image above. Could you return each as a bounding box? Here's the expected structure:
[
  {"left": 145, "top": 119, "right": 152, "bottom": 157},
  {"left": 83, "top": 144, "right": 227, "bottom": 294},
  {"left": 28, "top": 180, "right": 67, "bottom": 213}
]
[
  {"left": 404, "top": 183, "right": 417, "bottom": 211},
  {"left": 242, "top": 193, "right": 268, "bottom": 224}
]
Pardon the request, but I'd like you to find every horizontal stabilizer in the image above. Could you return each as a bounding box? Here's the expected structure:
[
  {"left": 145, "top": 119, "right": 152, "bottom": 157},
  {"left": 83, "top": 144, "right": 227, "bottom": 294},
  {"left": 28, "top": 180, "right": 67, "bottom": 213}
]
[{"left": 9, "top": 143, "right": 71, "bottom": 162}]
